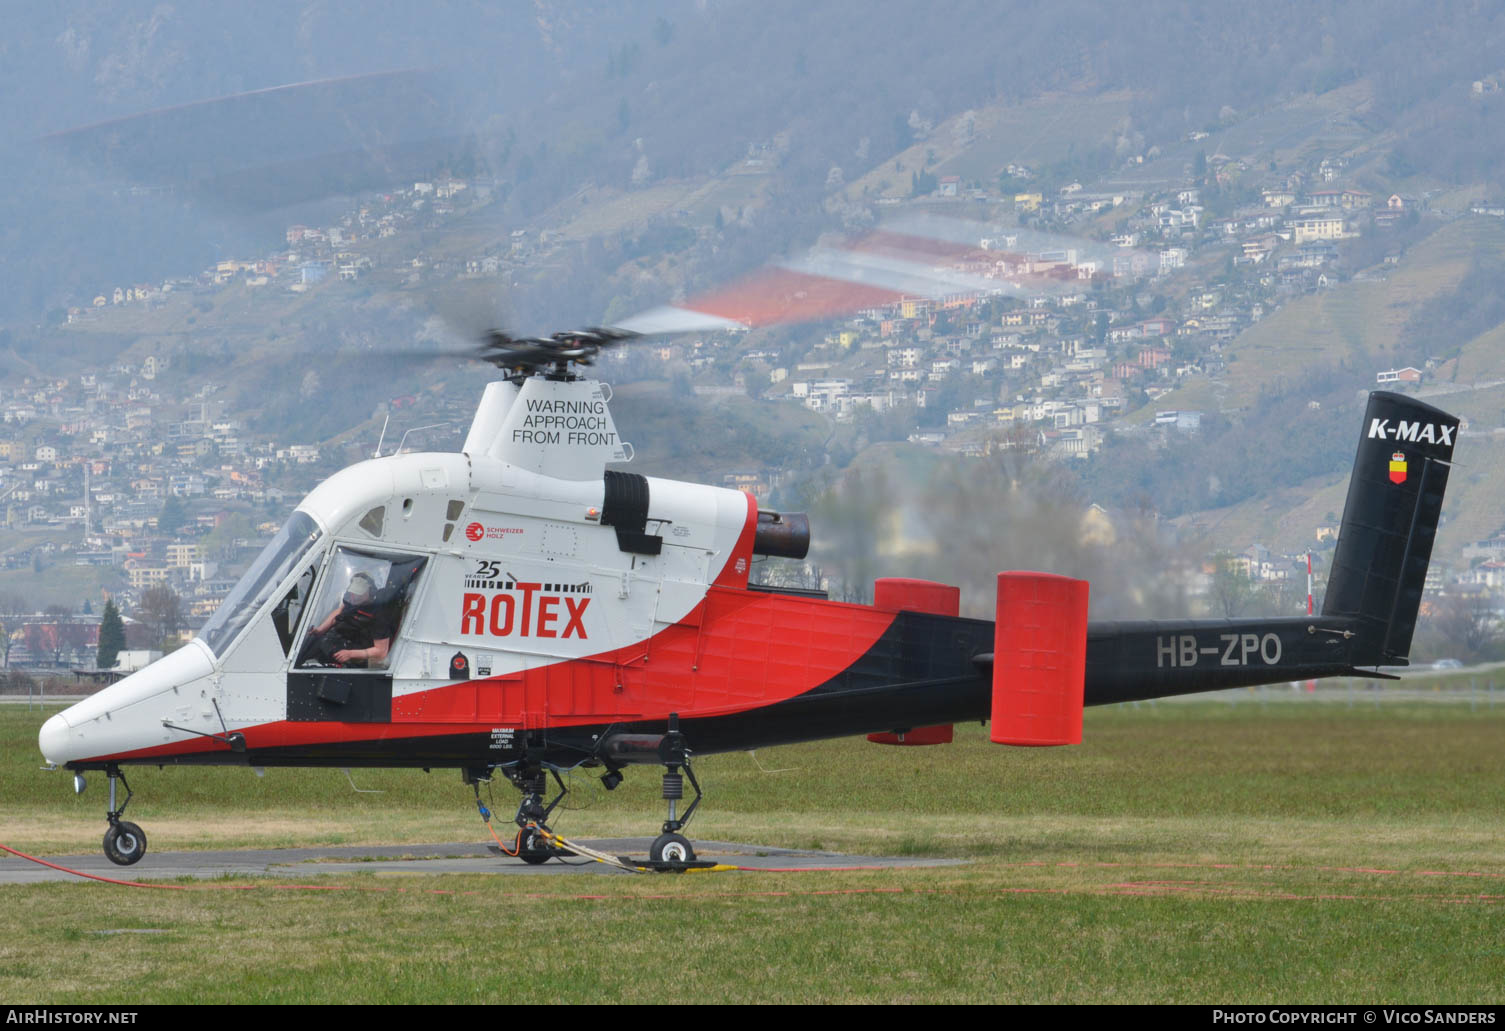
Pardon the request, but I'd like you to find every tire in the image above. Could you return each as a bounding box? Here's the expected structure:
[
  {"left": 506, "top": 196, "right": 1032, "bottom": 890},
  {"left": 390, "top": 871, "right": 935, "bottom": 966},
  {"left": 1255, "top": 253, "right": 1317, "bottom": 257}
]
[
  {"left": 517, "top": 827, "right": 552, "bottom": 866},
  {"left": 103, "top": 821, "right": 147, "bottom": 866},
  {"left": 650, "top": 832, "right": 695, "bottom": 864}
]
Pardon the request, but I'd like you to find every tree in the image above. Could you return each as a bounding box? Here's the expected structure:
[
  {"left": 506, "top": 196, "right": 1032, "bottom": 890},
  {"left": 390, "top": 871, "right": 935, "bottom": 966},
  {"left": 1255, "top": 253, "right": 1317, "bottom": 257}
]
[
  {"left": 0, "top": 594, "right": 24, "bottom": 668},
  {"left": 922, "top": 439, "right": 1193, "bottom": 620},
  {"left": 57, "top": 615, "right": 93, "bottom": 665},
  {"left": 204, "top": 512, "right": 256, "bottom": 561},
  {"left": 136, "top": 586, "right": 183, "bottom": 651},
  {"left": 42, "top": 605, "right": 82, "bottom": 665},
  {"left": 97, "top": 600, "right": 126, "bottom": 670},
  {"left": 1431, "top": 591, "right": 1501, "bottom": 662},
  {"left": 158, "top": 495, "right": 187, "bottom": 535},
  {"left": 1209, "top": 554, "right": 1257, "bottom": 618},
  {"left": 22, "top": 606, "right": 87, "bottom": 667}
]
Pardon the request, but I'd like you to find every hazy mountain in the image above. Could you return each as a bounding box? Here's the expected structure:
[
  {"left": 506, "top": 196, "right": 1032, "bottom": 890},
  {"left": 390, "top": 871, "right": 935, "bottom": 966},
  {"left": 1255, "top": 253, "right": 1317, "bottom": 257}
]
[{"left": 9, "top": 1, "right": 1505, "bottom": 324}]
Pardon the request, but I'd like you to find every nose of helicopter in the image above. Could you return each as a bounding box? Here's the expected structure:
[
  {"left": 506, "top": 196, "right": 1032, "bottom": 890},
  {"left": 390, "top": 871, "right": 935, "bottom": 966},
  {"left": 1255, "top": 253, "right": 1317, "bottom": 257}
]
[
  {"left": 37, "top": 641, "right": 217, "bottom": 766},
  {"left": 39, "top": 712, "right": 71, "bottom": 766}
]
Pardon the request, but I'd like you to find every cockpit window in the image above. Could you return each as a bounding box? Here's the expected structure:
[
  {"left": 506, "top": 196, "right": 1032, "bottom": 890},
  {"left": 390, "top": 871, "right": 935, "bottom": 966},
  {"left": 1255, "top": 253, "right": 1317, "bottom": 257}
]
[
  {"left": 270, "top": 562, "right": 318, "bottom": 656},
  {"left": 358, "top": 506, "right": 385, "bottom": 538},
  {"left": 295, "top": 548, "right": 426, "bottom": 671},
  {"left": 198, "top": 511, "right": 321, "bottom": 658}
]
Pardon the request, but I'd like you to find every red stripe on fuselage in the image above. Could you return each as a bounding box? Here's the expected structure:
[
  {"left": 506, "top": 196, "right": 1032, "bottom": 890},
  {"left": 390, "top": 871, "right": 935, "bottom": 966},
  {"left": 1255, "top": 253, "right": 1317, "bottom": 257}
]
[
  {"left": 86, "top": 587, "right": 898, "bottom": 763},
  {"left": 711, "top": 490, "right": 758, "bottom": 589},
  {"left": 393, "top": 584, "right": 895, "bottom": 725}
]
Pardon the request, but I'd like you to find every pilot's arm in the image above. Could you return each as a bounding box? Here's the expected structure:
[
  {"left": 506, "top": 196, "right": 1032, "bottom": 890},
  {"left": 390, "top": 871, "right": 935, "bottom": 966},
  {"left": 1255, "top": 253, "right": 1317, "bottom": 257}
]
[
  {"left": 310, "top": 608, "right": 341, "bottom": 636},
  {"left": 334, "top": 638, "right": 389, "bottom": 666}
]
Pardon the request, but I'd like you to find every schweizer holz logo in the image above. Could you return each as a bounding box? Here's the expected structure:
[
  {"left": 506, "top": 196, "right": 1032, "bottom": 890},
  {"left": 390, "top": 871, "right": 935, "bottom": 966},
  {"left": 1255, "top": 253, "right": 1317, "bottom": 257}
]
[{"left": 465, "top": 522, "right": 484, "bottom": 542}]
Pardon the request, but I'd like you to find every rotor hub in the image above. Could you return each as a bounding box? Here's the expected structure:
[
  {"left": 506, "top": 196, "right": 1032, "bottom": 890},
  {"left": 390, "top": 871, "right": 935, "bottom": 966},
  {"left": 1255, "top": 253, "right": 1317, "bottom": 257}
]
[{"left": 478, "top": 327, "right": 639, "bottom": 382}]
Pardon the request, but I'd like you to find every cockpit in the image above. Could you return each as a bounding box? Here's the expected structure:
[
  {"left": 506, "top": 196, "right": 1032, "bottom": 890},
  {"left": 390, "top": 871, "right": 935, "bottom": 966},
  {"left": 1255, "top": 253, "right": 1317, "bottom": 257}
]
[
  {"left": 292, "top": 549, "right": 426, "bottom": 671},
  {"left": 195, "top": 510, "right": 425, "bottom": 673}
]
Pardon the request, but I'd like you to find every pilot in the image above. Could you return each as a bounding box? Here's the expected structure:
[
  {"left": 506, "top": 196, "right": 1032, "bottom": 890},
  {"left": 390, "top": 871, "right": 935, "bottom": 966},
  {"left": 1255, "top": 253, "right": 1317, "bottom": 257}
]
[{"left": 299, "top": 572, "right": 397, "bottom": 668}]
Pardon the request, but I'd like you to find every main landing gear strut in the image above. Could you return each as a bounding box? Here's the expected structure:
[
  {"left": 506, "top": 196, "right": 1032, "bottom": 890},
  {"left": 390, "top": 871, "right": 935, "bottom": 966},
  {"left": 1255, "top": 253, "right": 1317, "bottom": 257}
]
[
  {"left": 509, "top": 766, "right": 569, "bottom": 865},
  {"left": 100, "top": 765, "right": 148, "bottom": 866},
  {"left": 474, "top": 715, "right": 706, "bottom": 869},
  {"left": 649, "top": 715, "right": 702, "bottom": 865},
  {"left": 468, "top": 764, "right": 572, "bottom": 865}
]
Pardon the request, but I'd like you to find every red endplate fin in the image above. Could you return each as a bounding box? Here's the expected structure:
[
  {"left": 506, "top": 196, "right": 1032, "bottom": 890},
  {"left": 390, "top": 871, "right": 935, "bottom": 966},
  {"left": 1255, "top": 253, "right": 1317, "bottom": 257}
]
[
  {"left": 991, "top": 572, "right": 1087, "bottom": 746},
  {"left": 867, "top": 577, "right": 960, "bottom": 746}
]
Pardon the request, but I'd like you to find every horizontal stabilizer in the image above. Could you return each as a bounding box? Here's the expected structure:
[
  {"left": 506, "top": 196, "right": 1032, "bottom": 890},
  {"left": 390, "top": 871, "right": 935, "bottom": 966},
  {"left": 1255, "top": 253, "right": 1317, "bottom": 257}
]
[{"left": 991, "top": 572, "right": 1088, "bottom": 746}]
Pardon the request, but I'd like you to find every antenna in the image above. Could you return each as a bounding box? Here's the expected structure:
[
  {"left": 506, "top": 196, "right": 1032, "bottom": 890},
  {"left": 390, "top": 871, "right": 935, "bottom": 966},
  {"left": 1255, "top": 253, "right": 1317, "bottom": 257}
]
[
  {"left": 373, "top": 414, "right": 390, "bottom": 459},
  {"left": 393, "top": 423, "right": 449, "bottom": 455}
]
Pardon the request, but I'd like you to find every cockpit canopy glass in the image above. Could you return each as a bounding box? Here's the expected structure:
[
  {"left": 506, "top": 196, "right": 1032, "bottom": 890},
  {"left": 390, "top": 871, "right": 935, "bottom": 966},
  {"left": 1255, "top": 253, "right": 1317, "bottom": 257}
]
[
  {"left": 294, "top": 547, "right": 426, "bottom": 671},
  {"left": 198, "top": 511, "right": 321, "bottom": 658}
]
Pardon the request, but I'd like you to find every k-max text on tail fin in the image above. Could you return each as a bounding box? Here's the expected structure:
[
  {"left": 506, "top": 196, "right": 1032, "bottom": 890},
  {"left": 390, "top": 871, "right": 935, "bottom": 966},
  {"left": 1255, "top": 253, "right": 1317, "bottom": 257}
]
[
  {"left": 1080, "top": 391, "right": 1460, "bottom": 705},
  {"left": 1321, "top": 391, "right": 1459, "bottom": 666}
]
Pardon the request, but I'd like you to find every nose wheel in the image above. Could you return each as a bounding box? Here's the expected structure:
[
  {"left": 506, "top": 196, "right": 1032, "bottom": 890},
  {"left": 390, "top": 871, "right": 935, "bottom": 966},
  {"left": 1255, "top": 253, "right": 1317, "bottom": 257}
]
[
  {"left": 103, "top": 820, "right": 147, "bottom": 866},
  {"left": 100, "top": 767, "right": 147, "bottom": 866}
]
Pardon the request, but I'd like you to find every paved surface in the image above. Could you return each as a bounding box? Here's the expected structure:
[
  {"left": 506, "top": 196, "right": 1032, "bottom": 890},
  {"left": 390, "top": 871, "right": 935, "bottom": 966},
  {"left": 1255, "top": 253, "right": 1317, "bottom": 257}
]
[{"left": 0, "top": 839, "right": 963, "bottom": 884}]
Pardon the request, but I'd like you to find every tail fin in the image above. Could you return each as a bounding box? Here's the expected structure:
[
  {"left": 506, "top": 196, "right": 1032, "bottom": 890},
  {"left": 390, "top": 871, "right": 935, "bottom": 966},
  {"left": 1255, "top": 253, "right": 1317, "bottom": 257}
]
[{"left": 1322, "top": 391, "right": 1460, "bottom": 666}]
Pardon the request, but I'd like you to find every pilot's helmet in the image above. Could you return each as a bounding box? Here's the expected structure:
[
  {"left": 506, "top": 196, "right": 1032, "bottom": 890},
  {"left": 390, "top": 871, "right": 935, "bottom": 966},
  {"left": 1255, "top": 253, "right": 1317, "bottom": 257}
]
[{"left": 345, "top": 572, "right": 376, "bottom": 605}]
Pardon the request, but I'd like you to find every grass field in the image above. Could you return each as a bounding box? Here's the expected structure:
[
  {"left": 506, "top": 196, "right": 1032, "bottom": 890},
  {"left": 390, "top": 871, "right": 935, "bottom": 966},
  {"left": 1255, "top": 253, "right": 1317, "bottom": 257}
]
[{"left": 2, "top": 694, "right": 1503, "bottom": 1003}]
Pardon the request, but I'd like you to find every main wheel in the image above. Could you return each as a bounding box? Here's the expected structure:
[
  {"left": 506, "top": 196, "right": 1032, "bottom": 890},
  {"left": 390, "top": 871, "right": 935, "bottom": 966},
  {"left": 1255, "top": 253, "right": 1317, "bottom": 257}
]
[
  {"left": 517, "top": 827, "right": 552, "bottom": 865},
  {"left": 650, "top": 832, "right": 695, "bottom": 864},
  {"left": 103, "top": 821, "right": 147, "bottom": 866}
]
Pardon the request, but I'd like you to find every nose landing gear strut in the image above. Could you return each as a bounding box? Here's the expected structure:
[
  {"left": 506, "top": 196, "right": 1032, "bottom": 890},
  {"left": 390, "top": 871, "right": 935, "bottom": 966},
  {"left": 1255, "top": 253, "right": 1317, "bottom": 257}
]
[{"left": 101, "top": 766, "right": 147, "bottom": 866}]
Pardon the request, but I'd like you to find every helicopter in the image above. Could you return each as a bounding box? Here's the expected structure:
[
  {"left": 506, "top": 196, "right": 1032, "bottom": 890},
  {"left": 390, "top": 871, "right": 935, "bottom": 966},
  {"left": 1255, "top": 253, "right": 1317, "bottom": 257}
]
[
  {"left": 26, "top": 64, "right": 1463, "bottom": 870},
  {"left": 36, "top": 287, "right": 1459, "bottom": 867}
]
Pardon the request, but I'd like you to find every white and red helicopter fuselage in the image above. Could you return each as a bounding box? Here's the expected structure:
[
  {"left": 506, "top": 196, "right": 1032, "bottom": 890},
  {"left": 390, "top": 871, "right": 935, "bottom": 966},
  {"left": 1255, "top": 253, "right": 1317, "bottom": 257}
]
[
  {"left": 37, "top": 375, "right": 1460, "bottom": 867},
  {"left": 40, "top": 375, "right": 1016, "bottom": 776}
]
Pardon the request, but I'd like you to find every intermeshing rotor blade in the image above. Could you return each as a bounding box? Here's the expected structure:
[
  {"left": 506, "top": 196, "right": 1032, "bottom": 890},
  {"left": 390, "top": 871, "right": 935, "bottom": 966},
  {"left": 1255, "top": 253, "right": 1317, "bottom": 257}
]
[{"left": 606, "top": 215, "right": 1148, "bottom": 336}]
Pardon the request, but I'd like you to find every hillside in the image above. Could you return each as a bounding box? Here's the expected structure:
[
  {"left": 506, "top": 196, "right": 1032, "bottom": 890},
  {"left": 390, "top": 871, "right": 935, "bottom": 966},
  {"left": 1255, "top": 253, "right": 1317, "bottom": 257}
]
[{"left": 1155, "top": 218, "right": 1505, "bottom": 412}]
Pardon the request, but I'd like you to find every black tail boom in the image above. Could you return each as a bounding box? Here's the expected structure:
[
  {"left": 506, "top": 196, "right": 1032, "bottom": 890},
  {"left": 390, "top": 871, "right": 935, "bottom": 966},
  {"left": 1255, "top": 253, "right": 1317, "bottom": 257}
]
[{"left": 1082, "top": 614, "right": 1368, "bottom": 705}]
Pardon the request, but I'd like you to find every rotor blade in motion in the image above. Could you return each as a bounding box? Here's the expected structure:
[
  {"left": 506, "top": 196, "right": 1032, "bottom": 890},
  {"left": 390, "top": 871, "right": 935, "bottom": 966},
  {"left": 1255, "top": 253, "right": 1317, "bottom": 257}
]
[{"left": 608, "top": 214, "right": 1145, "bottom": 336}]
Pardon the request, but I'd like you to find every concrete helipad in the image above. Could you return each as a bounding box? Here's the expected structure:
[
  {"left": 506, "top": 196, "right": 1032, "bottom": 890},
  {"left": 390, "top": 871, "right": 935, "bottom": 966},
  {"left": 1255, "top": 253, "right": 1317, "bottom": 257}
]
[{"left": 1, "top": 839, "right": 964, "bottom": 884}]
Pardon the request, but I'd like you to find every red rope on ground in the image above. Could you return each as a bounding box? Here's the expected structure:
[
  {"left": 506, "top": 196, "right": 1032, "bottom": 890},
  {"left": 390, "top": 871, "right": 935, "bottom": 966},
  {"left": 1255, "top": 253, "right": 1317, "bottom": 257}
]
[{"left": 0, "top": 842, "right": 193, "bottom": 891}]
